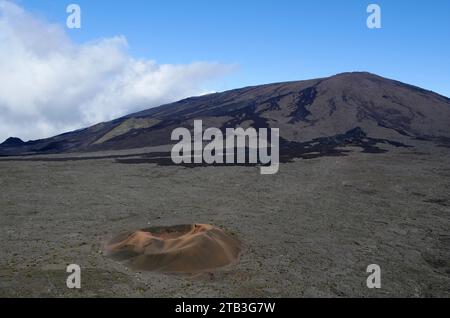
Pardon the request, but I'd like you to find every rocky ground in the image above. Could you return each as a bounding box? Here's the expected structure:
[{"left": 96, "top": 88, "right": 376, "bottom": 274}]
[{"left": 0, "top": 144, "right": 449, "bottom": 297}]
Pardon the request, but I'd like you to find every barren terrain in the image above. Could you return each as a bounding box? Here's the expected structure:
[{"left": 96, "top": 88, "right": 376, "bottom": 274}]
[{"left": 1, "top": 144, "right": 449, "bottom": 297}]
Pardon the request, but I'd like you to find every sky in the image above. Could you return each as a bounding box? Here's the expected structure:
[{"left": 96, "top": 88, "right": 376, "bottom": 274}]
[{"left": 1, "top": 0, "right": 449, "bottom": 141}]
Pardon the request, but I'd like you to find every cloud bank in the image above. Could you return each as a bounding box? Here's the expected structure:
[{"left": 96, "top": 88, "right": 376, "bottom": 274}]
[{"left": 0, "top": 1, "right": 234, "bottom": 142}]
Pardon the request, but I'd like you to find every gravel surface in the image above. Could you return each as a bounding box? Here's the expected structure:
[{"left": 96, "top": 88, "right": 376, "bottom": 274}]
[{"left": 0, "top": 146, "right": 449, "bottom": 297}]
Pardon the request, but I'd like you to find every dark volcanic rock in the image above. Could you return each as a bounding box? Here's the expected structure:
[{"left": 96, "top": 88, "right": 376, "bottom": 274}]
[
  {"left": 1, "top": 137, "right": 24, "bottom": 147},
  {"left": 1, "top": 72, "right": 449, "bottom": 156}
]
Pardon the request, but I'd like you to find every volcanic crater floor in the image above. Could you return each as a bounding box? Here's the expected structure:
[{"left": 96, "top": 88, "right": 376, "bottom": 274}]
[{"left": 0, "top": 144, "right": 449, "bottom": 297}]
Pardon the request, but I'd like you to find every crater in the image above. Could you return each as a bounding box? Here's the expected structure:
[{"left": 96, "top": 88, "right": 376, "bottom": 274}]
[{"left": 104, "top": 224, "right": 241, "bottom": 273}]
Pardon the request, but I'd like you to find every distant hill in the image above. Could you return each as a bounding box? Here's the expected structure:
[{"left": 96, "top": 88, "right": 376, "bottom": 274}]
[
  {"left": 1, "top": 72, "right": 449, "bottom": 156},
  {"left": 0, "top": 137, "right": 24, "bottom": 147}
]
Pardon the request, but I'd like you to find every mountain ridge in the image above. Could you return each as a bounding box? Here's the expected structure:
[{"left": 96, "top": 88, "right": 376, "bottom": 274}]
[{"left": 1, "top": 72, "right": 450, "bottom": 156}]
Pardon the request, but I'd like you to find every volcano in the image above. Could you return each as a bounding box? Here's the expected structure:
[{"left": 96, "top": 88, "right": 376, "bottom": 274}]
[{"left": 1, "top": 72, "right": 449, "bottom": 157}]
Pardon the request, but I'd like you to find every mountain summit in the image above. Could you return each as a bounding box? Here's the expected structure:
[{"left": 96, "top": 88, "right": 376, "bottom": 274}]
[{"left": 1, "top": 72, "right": 449, "bottom": 156}]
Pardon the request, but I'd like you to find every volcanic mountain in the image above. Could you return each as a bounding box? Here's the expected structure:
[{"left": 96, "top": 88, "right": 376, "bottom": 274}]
[{"left": 1, "top": 72, "right": 449, "bottom": 157}]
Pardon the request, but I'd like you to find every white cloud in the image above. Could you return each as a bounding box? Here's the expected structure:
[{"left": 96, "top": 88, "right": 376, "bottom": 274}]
[{"left": 0, "top": 1, "right": 235, "bottom": 142}]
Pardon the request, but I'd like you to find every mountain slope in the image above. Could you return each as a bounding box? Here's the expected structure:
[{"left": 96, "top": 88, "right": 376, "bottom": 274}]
[{"left": 1, "top": 72, "right": 449, "bottom": 156}]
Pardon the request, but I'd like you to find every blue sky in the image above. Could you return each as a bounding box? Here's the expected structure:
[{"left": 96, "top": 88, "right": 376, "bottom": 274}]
[
  {"left": 17, "top": 0, "right": 450, "bottom": 97},
  {"left": 1, "top": 0, "right": 449, "bottom": 141}
]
